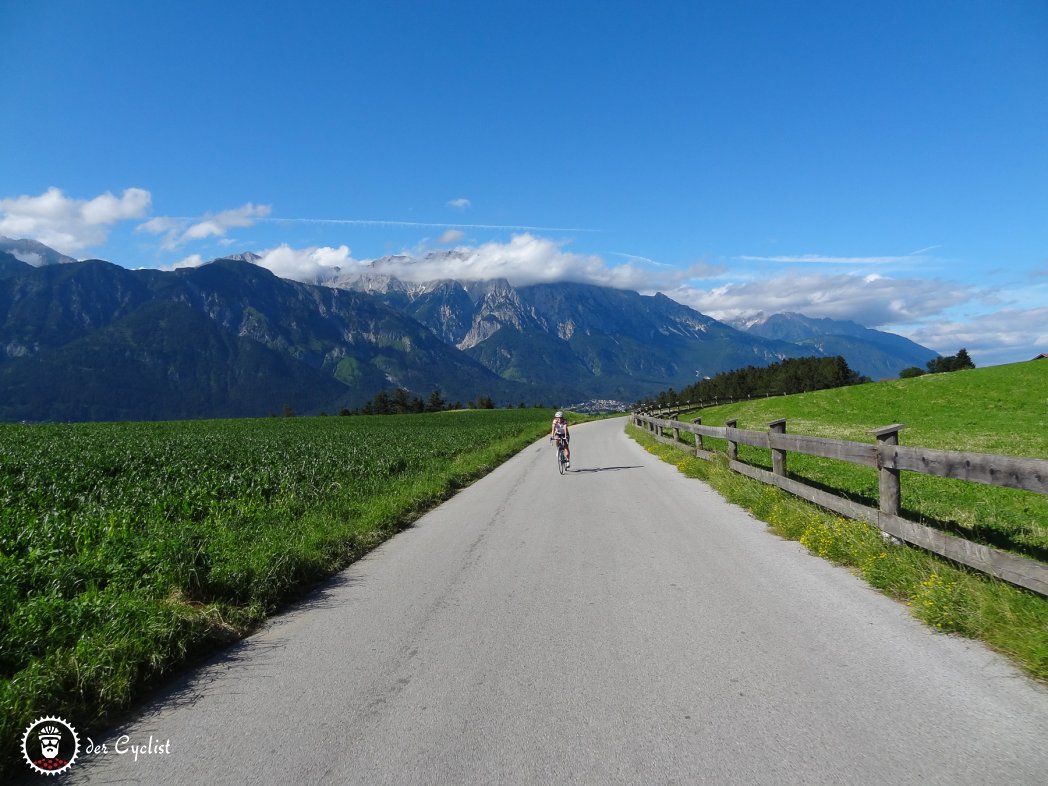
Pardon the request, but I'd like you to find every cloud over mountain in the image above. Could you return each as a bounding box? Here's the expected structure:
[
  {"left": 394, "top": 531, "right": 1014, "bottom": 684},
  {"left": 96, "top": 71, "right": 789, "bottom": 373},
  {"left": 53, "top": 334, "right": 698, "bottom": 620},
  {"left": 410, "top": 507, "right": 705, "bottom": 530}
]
[
  {"left": 668, "top": 272, "right": 974, "bottom": 328},
  {"left": 334, "top": 234, "right": 711, "bottom": 291},
  {"left": 237, "top": 234, "right": 672, "bottom": 290},
  {"left": 0, "top": 187, "right": 151, "bottom": 256},
  {"left": 255, "top": 244, "right": 361, "bottom": 283}
]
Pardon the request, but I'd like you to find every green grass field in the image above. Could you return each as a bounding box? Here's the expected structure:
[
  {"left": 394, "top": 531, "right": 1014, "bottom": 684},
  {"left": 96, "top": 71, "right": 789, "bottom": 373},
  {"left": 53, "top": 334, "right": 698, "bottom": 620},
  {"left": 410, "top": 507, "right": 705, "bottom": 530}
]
[
  {"left": 0, "top": 409, "right": 559, "bottom": 779},
  {"left": 674, "top": 362, "right": 1048, "bottom": 560}
]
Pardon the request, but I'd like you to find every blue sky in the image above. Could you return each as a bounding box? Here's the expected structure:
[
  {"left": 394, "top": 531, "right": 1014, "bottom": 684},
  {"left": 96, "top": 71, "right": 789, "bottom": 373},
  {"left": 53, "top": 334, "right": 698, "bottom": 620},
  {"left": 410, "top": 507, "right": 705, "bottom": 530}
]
[{"left": 2, "top": 1, "right": 1046, "bottom": 365}]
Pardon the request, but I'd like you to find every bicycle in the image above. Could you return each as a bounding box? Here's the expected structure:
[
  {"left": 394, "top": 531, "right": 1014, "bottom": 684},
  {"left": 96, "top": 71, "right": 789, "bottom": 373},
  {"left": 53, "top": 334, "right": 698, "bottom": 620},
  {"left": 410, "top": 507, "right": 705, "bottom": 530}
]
[{"left": 553, "top": 436, "right": 569, "bottom": 474}]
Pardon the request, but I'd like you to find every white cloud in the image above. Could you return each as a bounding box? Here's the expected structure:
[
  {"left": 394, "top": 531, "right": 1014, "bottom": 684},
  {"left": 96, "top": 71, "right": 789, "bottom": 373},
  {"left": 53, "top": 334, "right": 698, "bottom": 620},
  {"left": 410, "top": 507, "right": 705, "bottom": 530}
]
[
  {"left": 149, "top": 254, "right": 206, "bottom": 272},
  {"left": 665, "top": 272, "right": 974, "bottom": 328},
  {"left": 0, "top": 187, "right": 151, "bottom": 255},
  {"left": 12, "top": 251, "right": 44, "bottom": 266},
  {"left": 439, "top": 229, "right": 465, "bottom": 244},
  {"left": 174, "top": 254, "right": 205, "bottom": 270},
  {"left": 255, "top": 244, "right": 361, "bottom": 283},
  {"left": 262, "top": 234, "right": 722, "bottom": 292},
  {"left": 349, "top": 233, "right": 698, "bottom": 290},
  {"left": 446, "top": 198, "right": 471, "bottom": 210},
  {"left": 902, "top": 307, "right": 1048, "bottom": 366},
  {"left": 183, "top": 203, "right": 271, "bottom": 241},
  {"left": 138, "top": 216, "right": 181, "bottom": 234},
  {"left": 138, "top": 203, "right": 271, "bottom": 249}
]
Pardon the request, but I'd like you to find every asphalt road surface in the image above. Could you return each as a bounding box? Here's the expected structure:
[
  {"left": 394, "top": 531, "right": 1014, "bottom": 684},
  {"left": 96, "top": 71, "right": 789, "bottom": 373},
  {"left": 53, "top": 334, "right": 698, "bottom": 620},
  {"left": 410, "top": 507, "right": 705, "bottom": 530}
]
[{"left": 68, "top": 417, "right": 1048, "bottom": 785}]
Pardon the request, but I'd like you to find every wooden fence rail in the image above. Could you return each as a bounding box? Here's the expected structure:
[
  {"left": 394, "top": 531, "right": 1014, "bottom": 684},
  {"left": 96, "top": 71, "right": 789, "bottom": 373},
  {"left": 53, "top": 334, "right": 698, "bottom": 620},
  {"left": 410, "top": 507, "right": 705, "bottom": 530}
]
[{"left": 632, "top": 413, "right": 1048, "bottom": 597}]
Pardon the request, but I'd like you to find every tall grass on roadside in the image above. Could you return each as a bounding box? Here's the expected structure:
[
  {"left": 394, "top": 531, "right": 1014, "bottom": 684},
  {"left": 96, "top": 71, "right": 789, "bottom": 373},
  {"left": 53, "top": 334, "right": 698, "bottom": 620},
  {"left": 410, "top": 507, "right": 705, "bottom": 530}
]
[
  {"left": 627, "top": 423, "right": 1048, "bottom": 684},
  {"left": 0, "top": 409, "right": 562, "bottom": 780}
]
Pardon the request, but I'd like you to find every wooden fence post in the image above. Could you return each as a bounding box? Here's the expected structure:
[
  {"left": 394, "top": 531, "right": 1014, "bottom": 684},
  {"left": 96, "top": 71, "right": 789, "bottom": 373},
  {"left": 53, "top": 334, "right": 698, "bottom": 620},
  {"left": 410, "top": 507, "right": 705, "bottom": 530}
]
[
  {"left": 769, "top": 418, "right": 787, "bottom": 476},
  {"left": 694, "top": 417, "right": 703, "bottom": 455},
  {"left": 725, "top": 419, "right": 738, "bottom": 462},
  {"left": 870, "top": 424, "right": 906, "bottom": 516}
]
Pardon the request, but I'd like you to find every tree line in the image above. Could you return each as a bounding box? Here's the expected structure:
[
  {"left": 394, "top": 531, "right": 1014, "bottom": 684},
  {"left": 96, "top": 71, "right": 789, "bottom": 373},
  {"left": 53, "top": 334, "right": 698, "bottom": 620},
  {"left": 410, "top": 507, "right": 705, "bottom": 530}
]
[
  {"left": 275, "top": 388, "right": 551, "bottom": 417},
  {"left": 634, "top": 356, "right": 867, "bottom": 411},
  {"left": 900, "top": 348, "right": 975, "bottom": 378},
  {"left": 338, "top": 389, "right": 544, "bottom": 416}
]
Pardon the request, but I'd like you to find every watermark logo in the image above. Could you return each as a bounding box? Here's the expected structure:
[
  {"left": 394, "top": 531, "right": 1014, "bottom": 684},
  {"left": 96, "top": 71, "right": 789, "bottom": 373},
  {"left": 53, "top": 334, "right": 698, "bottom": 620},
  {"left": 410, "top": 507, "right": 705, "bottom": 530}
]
[{"left": 21, "top": 716, "right": 80, "bottom": 776}]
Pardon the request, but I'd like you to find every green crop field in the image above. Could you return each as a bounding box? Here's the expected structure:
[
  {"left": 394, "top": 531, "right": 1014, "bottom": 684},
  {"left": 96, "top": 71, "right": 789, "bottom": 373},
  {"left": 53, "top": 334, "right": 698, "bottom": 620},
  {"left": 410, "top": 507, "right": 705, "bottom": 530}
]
[
  {"left": 0, "top": 409, "right": 558, "bottom": 778},
  {"left": 675, "top": 361, "right": 1048, "bottom": 560}
]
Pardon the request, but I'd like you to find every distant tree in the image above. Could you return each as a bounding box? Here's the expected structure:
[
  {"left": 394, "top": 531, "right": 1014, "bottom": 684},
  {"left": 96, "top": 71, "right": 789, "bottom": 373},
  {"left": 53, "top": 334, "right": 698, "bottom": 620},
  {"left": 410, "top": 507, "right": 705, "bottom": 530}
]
[
  {"left": 899, "top": 367, "right": 925, "bottom": 379},
  {"left": 427, "top": 389, "right": 446, "bottom": 412},
  {"left": 339, "top": 408, "right": 352, "bottom": 416},
  {"left": 370, "top": 390, "right": 388, "bottom": 414},
  {"left": 656, "top": 388, "right": 677, "bottom": 408},
  {"left": 927, "top": 348, "right": 976, "bottom": 374},
  {"left": 391, "top": 388, "right": 410, "bottom": 414},
  {"left": 282, "top": 404, "right": 295, "bottom": 417}
]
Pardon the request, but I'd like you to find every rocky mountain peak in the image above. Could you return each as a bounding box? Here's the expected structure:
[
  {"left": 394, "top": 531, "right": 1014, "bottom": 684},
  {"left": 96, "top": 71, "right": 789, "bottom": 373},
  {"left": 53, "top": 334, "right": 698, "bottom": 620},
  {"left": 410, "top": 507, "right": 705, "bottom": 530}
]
[
  {"left": 0, "top": 236, "right": 79, "bottom": 266},
  {"left": 219, "top": 251, "right": 263, "bottom": 264}
]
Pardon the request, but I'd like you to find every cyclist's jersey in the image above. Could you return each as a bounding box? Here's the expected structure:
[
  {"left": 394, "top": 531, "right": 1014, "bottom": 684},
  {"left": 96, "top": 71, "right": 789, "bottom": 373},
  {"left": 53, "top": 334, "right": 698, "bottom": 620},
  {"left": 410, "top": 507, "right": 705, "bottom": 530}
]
[{"left": 553, "top": 421, "right": 568, "bottom": 438}]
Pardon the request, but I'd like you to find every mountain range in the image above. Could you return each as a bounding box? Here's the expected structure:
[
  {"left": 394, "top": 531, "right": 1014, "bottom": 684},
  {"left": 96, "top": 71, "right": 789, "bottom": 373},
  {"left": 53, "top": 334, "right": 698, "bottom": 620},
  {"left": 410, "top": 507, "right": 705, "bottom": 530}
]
[
  {"left": 0, "top": 239, "right": 938, "bottom": 422},
  {"left": 733, "top": 312, "right": 937, "bottom": 382}
]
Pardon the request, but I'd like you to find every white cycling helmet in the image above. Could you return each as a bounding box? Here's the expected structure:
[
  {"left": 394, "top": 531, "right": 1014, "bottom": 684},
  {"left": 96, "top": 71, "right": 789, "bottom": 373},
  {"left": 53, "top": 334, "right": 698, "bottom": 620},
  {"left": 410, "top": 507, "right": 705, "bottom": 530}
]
[{"left": 555, "top": 411, "right": 563, "bottom": 418}]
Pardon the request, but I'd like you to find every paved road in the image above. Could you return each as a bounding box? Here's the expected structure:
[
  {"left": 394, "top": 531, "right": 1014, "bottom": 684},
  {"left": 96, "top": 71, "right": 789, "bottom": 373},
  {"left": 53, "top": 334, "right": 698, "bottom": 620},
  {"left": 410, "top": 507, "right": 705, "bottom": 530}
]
[{"left": 69, "top": 417, "right": 1048, "bottom": 785}]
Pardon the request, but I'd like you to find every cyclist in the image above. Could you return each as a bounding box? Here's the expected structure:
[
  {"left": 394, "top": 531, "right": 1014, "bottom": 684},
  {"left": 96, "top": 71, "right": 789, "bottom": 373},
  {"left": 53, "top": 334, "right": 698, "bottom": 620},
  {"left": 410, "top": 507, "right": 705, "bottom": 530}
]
[{"left": 550, "top": 411, "right": 570, "bottom": 468}]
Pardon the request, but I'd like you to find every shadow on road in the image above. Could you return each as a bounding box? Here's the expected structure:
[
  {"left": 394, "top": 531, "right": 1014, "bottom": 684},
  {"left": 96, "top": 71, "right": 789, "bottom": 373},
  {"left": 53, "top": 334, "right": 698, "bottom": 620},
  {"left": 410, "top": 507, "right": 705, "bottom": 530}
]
[{"left": 569, "top": 465, "right": 643, "bottom": 474}]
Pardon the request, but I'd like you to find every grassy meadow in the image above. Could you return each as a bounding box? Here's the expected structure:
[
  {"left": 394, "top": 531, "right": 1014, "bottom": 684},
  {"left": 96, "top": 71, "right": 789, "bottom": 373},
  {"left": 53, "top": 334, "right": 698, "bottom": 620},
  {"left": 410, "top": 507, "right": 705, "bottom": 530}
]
[
  {"left": 674, "top": 361, "right": 1048, "bottom": 560},
  {"left": 628, "top": 360, "right": 1048, "bottom": 681},
  {"left": 0, "top": 409, "right": 559, "bottom": 777}
]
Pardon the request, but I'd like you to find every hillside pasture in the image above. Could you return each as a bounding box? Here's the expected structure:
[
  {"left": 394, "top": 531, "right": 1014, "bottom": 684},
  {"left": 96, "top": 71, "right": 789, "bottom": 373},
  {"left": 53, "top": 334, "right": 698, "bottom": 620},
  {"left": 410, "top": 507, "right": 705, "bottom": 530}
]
[{"left": 676, "top": 362, "right": 1048, "bottom": 560}]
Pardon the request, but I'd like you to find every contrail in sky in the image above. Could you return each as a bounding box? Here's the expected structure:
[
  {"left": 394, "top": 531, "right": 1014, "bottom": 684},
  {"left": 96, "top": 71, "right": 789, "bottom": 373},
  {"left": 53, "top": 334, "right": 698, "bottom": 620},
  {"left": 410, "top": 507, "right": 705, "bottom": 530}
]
[
  {"left": 259, "top": 217, "right": 601, "bottom": 233},
  {"left": 609, "top": 252, "right": 670, "bottom": 266},
  {"left": 908, "top": 245, "right": 943, "bottom": 256}
]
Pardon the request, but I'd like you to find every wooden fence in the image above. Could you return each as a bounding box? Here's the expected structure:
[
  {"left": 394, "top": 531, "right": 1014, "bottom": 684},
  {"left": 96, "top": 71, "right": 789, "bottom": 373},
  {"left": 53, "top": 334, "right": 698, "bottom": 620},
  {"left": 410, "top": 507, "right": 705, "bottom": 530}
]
[
  {"left": 632, "top": 413, "right": 1048, "bottom": 597},
  {"left": 638, "top": 391, "right": 791, "bottom": 421}
]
